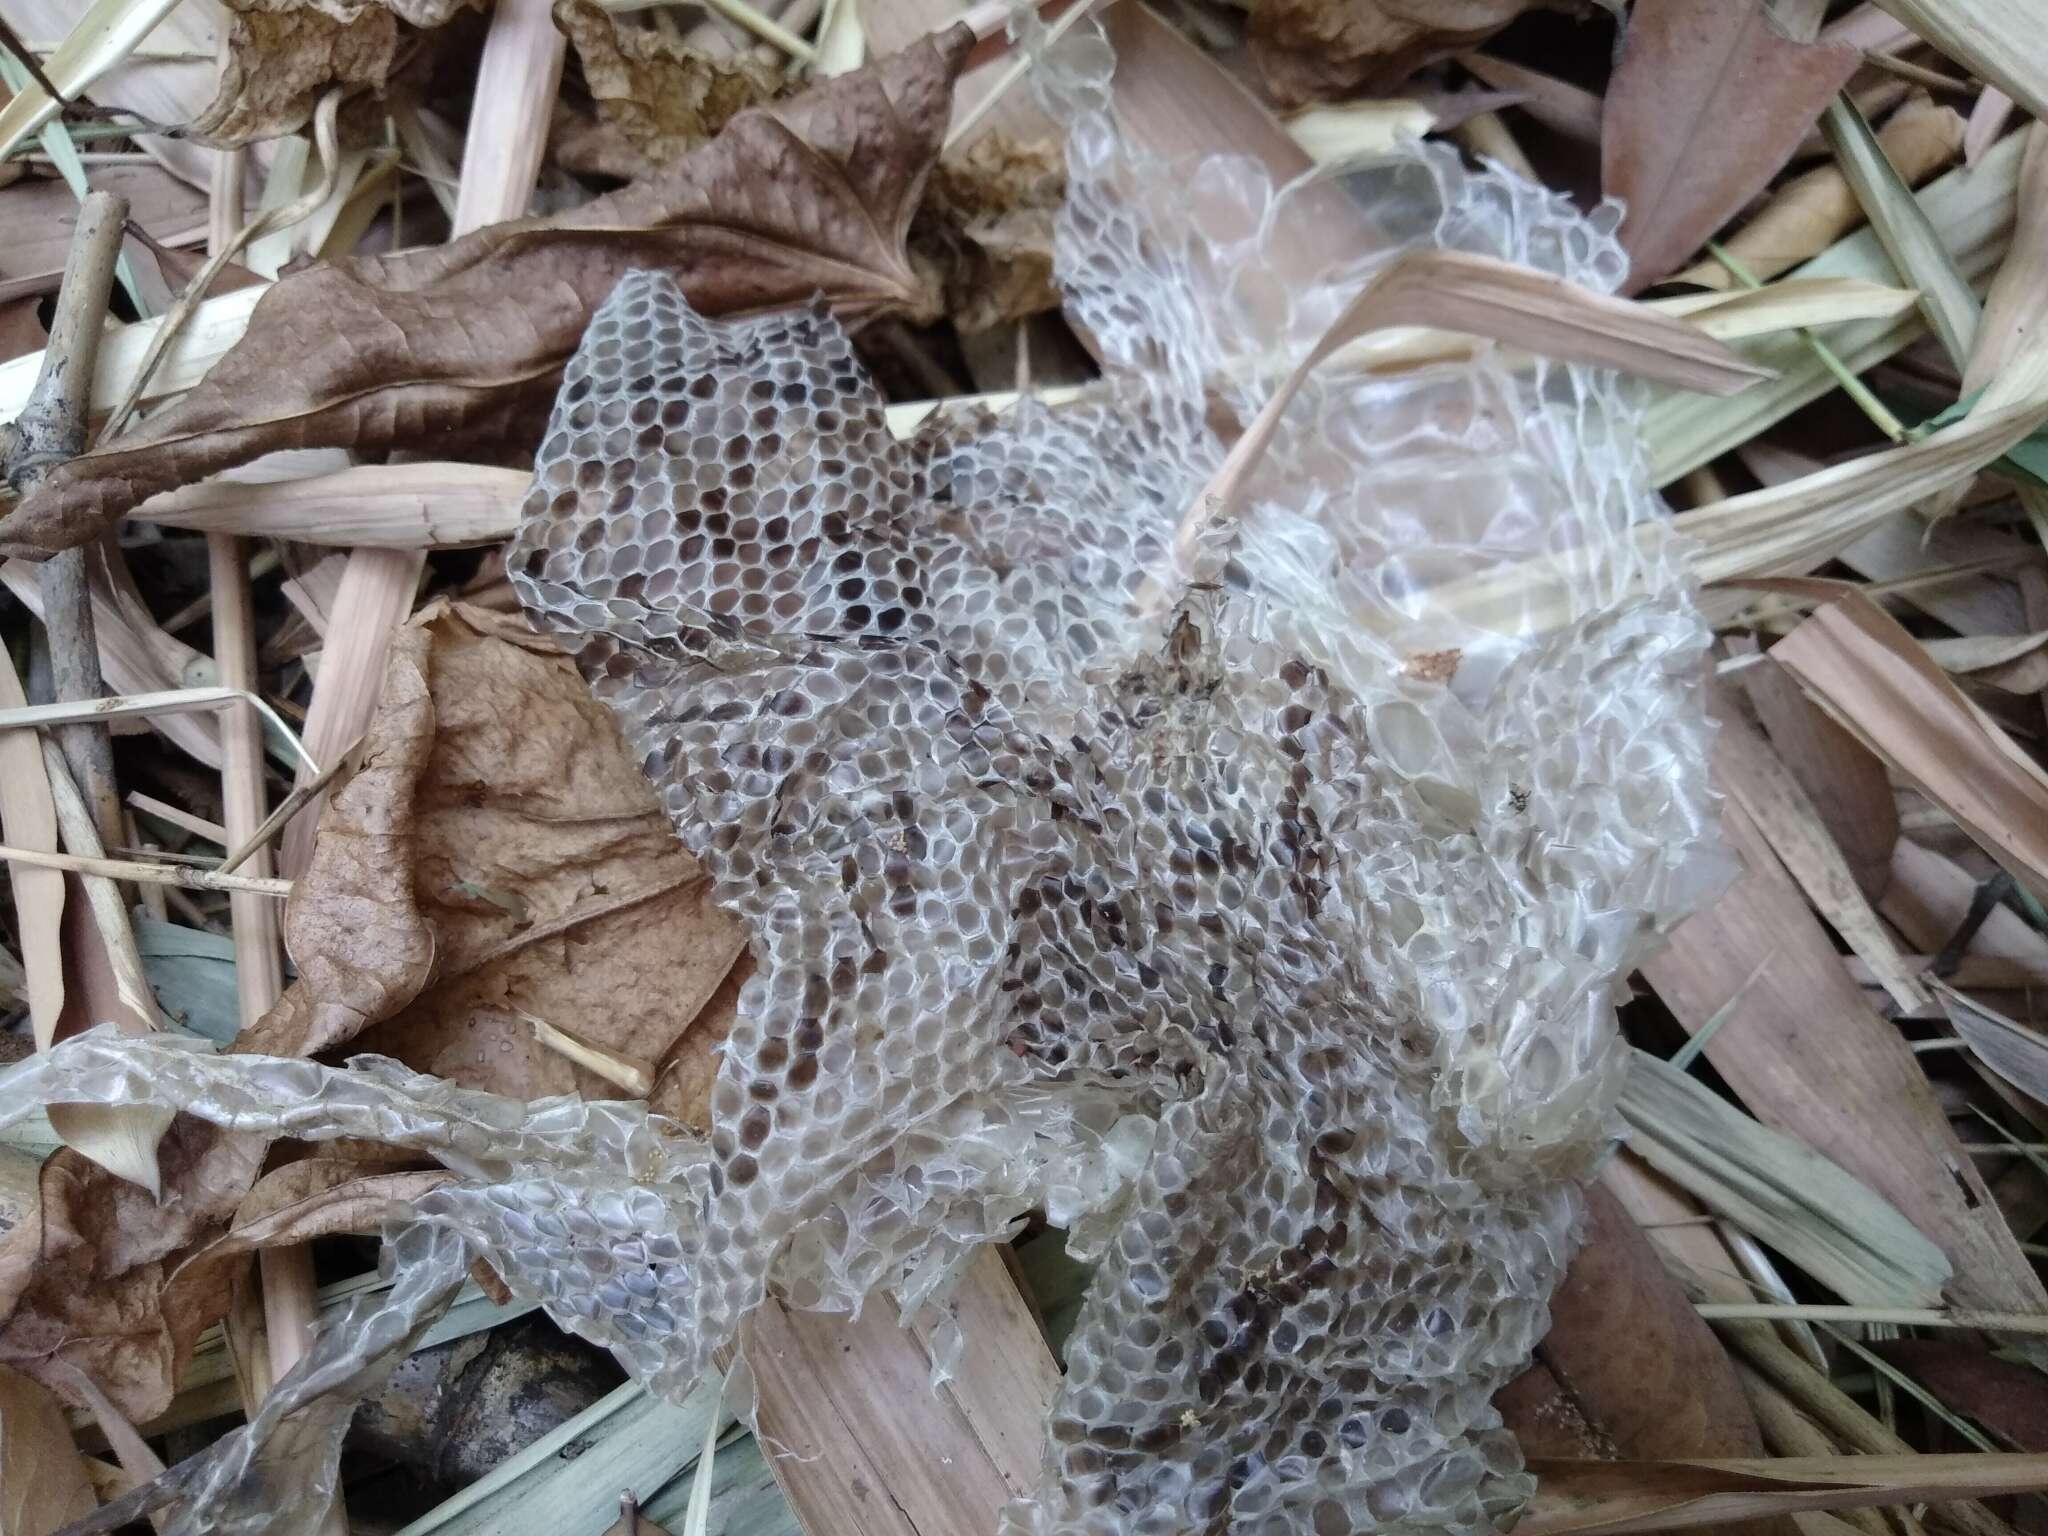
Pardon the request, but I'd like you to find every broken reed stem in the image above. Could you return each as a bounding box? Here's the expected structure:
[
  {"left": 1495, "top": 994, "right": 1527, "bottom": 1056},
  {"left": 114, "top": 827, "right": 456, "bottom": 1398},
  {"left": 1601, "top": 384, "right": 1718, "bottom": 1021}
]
[
  {"left": 206, "top": 537, "right": 283, "bottom": 1023},
  {"left": 202, "top": 150, "right": 330, "bottom": 1508},
  {"left": 10, "top": 190, "right": 128, "bottom": 853},
  {"left": 1718, "top": 1321, "right": 2014, "bottom": 1536},
  {"left": 0, "top": 843, "right": 290, "bottom": 896}
]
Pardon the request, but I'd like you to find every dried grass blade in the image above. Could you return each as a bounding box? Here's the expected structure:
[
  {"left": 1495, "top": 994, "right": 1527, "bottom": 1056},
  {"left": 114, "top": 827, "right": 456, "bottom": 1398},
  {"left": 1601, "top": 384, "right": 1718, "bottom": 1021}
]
[
  {"left": 1679, "top": 399, "right": 2048, "bottom": 582},
  {"left": 1771, "top": 589, "right": 2048, "bottom": 908},
  {"left": 1872, "top": 0, "right": 2048, "bottom": 120},
  {"left": 0, "top": 0, "right": 186, "bottom": 161},
  {"left": 1711, "top": 703, "right": 1927, "bottom": 1011},
  {"left": 1173, "top": 246, "right": 1767, "bottom": 571},
  {"left": 1620, "top": 1050, "right": 1950, "bottom": 1306},
  {"left": 1645, "top": 128, "right": 2023, "bottom": 484},
  {"left": 1819, "top": 92, "right": 1981, "bottom": 369},
  {"left": 1932, "top": 983, "right": 2048, "bottom": 1106},
  {"left": 1651, "top": 278, "right": 1921, "bottom": 338}
]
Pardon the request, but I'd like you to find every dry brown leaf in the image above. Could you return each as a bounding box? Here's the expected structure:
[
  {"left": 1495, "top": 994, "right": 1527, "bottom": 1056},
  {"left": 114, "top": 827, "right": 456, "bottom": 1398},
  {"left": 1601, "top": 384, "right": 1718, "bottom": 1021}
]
[
  {"left": 188, "top": 0, "right": 485, "bottom": 148},
  {"left": 1246, "top": 0, "right": 1548, "bottom": 107},
  {"left": 0, "top": 27, "right": 973, "bottom": 560},
  {"left": 911, "top": 133, "right": 1063, "bottom": 333},
  {"left": 1603, "top": 0, "right": 1862, "bottom": 292},
  {"left": 1868, "top": 1340, "right": 2048, "bottom": 1452},
  {"left": 1669, "top": 97, "right": 1967, "bottom": 288},
  {"left": 0, "top": 1363, "right": 94, "bottom": 1535},
  {"left": 250, "top": 603, "right": 750, "bottom": 1106},
  {"left": 0, "top": 1120, "right": 263, "bottom": 1423},
  {"left": 1771, "top": 589, "right": 2048, "bottom": 910},
  {"left": 1499, "top": 1186, "right": 1768, "bottom": 1472},
  {"left": 242, "top": 633, "right": 436, "bottom": 1058},
  {"left": 553, "top": 0, "right": 787, "bottom": 174}
]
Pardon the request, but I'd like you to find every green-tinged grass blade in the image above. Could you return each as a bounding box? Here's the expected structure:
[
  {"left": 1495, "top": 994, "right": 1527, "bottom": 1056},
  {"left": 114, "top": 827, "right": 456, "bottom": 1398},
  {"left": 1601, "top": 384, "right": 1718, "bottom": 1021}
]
[
  {"left": 1821, "top": 1324, "right": 2001, "bottom": 1451},
  {"left": 1620, "top": 1049, "right": 1953, "bottom": 1307},
  {"left": 1820, "top": 91, "right": 1981, "bottom": 372},
  {"left": 1645, "top": 130, "right": 2024, "bottom": 485},
  {"left": 394, "top": 1380, "right": 731, "bottom": 1536}
]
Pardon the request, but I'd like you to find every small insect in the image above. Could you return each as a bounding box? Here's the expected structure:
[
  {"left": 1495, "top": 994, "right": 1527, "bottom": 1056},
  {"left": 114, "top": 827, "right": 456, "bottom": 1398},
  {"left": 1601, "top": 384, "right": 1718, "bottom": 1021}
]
[{"left": 1508, "top": 784, "right": 1531, "bottom": 814}]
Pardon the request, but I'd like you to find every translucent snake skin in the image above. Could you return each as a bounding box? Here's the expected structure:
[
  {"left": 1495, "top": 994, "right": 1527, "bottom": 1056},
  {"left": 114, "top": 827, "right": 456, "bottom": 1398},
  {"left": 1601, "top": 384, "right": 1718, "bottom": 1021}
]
[
  {"left": 5, "top": 16, "right": 1721, "bottom": 1536},
  {"left": 501, "top": 15, "right": 1720, "bottom": 1536}
]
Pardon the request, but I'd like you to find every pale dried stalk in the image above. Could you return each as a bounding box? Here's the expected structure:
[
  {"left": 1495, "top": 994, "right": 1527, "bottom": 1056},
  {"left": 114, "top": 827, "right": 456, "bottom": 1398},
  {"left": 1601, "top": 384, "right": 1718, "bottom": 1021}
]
[
  {"left": 282, "top": 0, "right": 559, "bottom": 875},
  {"left": 203, "top": 138, "right": 329, "bottom": 1459}
]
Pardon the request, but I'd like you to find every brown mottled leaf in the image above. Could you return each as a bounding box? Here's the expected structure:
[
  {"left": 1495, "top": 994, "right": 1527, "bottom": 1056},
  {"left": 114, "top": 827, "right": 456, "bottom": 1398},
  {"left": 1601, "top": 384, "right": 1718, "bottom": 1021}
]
[
  {"left": 1603, "top": 0, "right": 1861, "bottom": 291},
  {"left": 553, "top": 0, "right": 787, "bottom": 173},
  {"left": 240, "top": 629, "right": 437, "bottom": 1058},
  {"left": 188, "top": 0, "right": 485, "bottom": 148},
  {"left": 254, "top": 603, "right": 750, "bottom": 1105},
  {"left": 0, "top": 27, "right": 972, "bottom": 559},
  {"left": 0, "top": 1364, "right": 93, "bottom": 1535},
  {"left": 1247, "top": 0, "right": 1549, "bottom": 107},
  {"left": 911, "top": 133, "right": 1063, "bottom": 333}
]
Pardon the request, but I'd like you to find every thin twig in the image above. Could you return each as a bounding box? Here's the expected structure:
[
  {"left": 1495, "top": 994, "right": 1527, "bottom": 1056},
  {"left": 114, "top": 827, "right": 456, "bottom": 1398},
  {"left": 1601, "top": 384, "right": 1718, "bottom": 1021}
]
[
  {"left": 6, "top": 190, "right": 128, "bottom": 851},
  {"left": 219, "top": 731, "right": 360, "bottom": 874},
  {"left": 0, "top": 842, "right": 291, "bottom": 896}
]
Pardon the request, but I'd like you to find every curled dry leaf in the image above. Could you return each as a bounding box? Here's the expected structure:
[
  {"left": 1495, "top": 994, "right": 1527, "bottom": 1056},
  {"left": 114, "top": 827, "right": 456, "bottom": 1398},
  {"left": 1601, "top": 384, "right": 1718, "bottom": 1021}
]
[
  {"left": 0, "top": 27, "right": 973, "bottom": 559},
  {"left": 1502, "top": 1185, "right": 1768, "bottom": 1464},
  {"left": 1603, "top": 0, "right": 1862, "bottom": 291},
  {"left": 1669, "top": 96, "right": 1966, "bottom": 289},
  {"left": 250, "top": 603, "right": 750, "bottom": 1106},
  {"left": 189, "top": 0, "right": 486, "bottom": 148},
  {"left": 0, "top": 1119, "right": 264, "bottom": 1422},
  {"left": 553, "top": 0, "right": 788, "bottom": 175},
  {"left": 1246, "top": 0, "right": 1551, "bottom": 107},
  {"left": 0, "top": 1362, "right": 94, "bottom": 1535},
  {"left": 911, "top": 133, "right": 1064, "bottom": 333}
]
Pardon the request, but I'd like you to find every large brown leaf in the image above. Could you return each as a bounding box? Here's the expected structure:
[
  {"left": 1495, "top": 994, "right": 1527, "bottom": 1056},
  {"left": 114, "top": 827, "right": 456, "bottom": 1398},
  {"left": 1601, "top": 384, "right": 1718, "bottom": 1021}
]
[
  {"left": 0, "top": 26, "right": 972, "bottom": 559},
  {"left": 249, "top": 602, "right": 750, "bottom": 1104},
  {"left": 0, "top": 1363, "right": 94, "bottom": 1535},
  {"left": 1602, "top": 0, "right": 1861, "bottom": 292}
]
